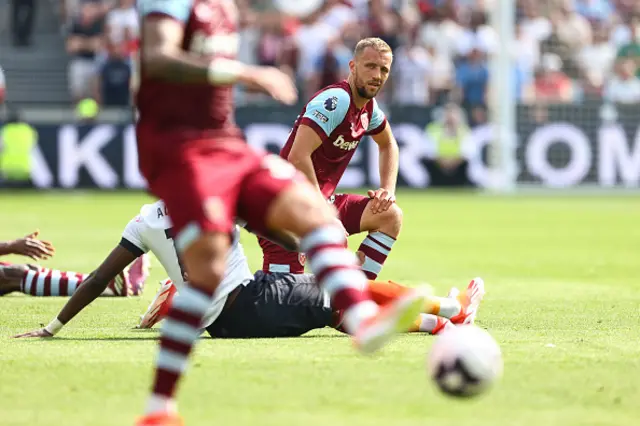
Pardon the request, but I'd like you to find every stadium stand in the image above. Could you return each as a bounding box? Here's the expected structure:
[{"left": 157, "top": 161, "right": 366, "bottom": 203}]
[
  {"left": 2, "top": 1, "right": 70, "bottom": 106},
  {"left": 2, "top": 1, "right": 640, "bottom": 109},
  {"left": 1, "top": 0, "right": 639, "bottom": 190}
]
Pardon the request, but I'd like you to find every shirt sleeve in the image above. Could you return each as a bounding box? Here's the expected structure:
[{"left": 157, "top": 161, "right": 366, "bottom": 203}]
[
  {"left": 137, "top": 0, "right": 193, "bottom": 23},
  {"left": 366, "top": 98, "right": 387, "bottom": 135},
  {"left": 120, "top": 215, "right": 149, "bottom": 257},
  {"left": 299, "top": 87, "right": 350, "bottom": 139}
]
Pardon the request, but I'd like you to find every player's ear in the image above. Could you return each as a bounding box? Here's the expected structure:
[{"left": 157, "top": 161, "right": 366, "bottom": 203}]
[{"left": 348, "top": 59, "right": 355, "bottom": 73}]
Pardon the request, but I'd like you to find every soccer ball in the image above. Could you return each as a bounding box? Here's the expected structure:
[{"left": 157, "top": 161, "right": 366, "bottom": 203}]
[{"left": 427, "top": 325, "right": 503, "bottom": 398}]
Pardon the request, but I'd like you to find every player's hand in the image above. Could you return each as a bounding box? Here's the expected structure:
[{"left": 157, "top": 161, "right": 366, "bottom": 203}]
[
  {"left": 13, "top": 328, "right": 53, "bottom": 338},
  {"left": 367, "top": 189, "right": 396, "bottom": 214},
  {"left": 250, "top": 67, "right": 298, "bottom": 105},
  {"left": 8, "top": 230, "right": 55, "bottom": 261}
]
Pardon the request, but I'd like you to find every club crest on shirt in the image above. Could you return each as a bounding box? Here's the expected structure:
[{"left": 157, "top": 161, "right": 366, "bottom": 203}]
[
  {"left": 298, "top": 252, "right": 307, "bottom": 266},
  {"left": 350, "top": 122, "right": 364, "bottom": 139},
  {"left": 324, "top": 96, "right": 338, "bottom": 111},
  {"left": 360, "top": 112, "right": 369, "bottom": 131}
]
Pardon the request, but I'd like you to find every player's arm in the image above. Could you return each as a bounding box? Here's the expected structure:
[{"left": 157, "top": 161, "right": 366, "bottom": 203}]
[
  {"left": 14, "top": 217, "right": 149, "bottom": 338},
  {"left": 13, "top": 245, "right": 138, "bottom": 338},
  {"left": 138, "top": 0, "right": 296, "bottom": 103},
  {"left": 368, "top": 101, "right": 398, "bottom": 213},
  {"left": 56, "top": 246, "right": 137, "bottom": 326},
  {"left": 287, "top": 125, "right": 322, "bottom": 191},
  {"left": 287, "top": 88, "right": 350, "bottom": 195},
  {"left": 0, "top": 230, "right": 55, "bottom": 260},
  {"left": 371, "top": 123, "right": 399, "bottom": 194},
  {"left": 141, "top": 16, "right": 235, "bottom": 85}
]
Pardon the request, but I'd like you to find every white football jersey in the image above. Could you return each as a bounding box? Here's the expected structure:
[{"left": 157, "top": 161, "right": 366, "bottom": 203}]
[{"left": 121, "top": 200, "right": 253, "bottom": 328}]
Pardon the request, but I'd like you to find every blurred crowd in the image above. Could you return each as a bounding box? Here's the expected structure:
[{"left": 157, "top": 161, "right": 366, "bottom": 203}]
[
  {"left": 61, "top": 0, "right": 136, "bottom": 108},
  {"left": 4, "top": 0, "right": 640, "bottom": 188},
  {"left": 6, "top": 0, "right": 640, "bottom": 116}
]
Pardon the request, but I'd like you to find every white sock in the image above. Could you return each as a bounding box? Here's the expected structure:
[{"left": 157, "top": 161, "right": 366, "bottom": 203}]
[
  {"left": 418, "top": 314, "right": 454, "bottom": 334},
  {"left": 342, "top": 300, "right": 379, "bottom": 334},
  {"left": 145, "top": 395, "right": 177, "bottom": 415},
  {"left": 301, "top": 225, "right": 374, "bottom": 335},
  {"left": 435, "top": 297, "right": 462, "bottom": 318}
]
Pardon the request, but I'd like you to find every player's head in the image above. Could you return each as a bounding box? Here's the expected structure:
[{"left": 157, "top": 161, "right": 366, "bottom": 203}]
[{"left": 349, "top": 38, "right": 393, "bottom": 99}]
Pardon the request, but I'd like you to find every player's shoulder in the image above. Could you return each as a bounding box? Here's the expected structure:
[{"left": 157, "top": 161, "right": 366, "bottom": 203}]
[
  {"left": 369, "top": 97, "right": 384, "bottom": 115},
  {"left": 138, "top": 200, "right": 172, "bottom": 230},
  {"left": 307, "top": 85, "right": 351, "bottom": 116}
]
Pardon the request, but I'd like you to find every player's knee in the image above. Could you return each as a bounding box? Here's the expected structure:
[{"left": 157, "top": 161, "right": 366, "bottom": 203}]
[
  {"left": 379, "top": 203, "right": 403, "bottom": 237},
  {"left": 267, "top": 183, "right": 338, "bottom": 235},
  {"left": 2, "top": 264, "right": 29, "bottom": 280},
  {"left": 0, "top": 265, "right": 28, "bottom": 292},
  {"left": 311, "top": 201, "right": 340, "bottom": 224},
  {"left": 294, "top": 197, "right": 339, "bottom": 233},
  {"left": 182, "top": 233, "right": 229, "bottom": 290}
]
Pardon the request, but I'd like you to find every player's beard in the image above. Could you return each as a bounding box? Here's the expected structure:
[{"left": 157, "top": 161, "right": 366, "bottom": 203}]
[{"left": 354, "top": 72, "right": 380, "bottom": 99}]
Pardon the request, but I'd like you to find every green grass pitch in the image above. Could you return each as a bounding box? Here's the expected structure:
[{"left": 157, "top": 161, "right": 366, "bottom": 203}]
[{"left": 0, "top": 191, "right": 639, "bottom": 426}]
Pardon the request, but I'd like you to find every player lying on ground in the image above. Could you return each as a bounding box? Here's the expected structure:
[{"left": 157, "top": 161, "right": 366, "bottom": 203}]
[
  {"left": 14, "top": 200, "right": 290, "bottom": 338},
  {"left": 139, "top": 214, "right": 484, "bottom": 336},
  {"left": 260, "top": 38, "right": 402, "bottom": 281},
  {"left": 0, "top": 230, "right": 148, "bottom": 297},
  {"left": 138, "top": 273, "right": 485, "bottom": 338},
  {"left": 14, "top": 200, "right": 483, "bottom": 340}
]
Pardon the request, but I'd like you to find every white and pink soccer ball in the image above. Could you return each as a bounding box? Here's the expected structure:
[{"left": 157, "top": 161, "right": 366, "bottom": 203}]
[{"left": 427, "top": 325, "right": 503, "bottom": 398}]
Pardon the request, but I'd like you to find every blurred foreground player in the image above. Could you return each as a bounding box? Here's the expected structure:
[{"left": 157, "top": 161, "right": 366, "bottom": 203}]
[
  {"left": 0, "top": 230, "right": 147, "bottom": 297},
  {"left": 133, "top": 1, "right": 427, "bottom": 424},
  {"left": 260, "top": 38, "right": 402, "bottom": 280}
]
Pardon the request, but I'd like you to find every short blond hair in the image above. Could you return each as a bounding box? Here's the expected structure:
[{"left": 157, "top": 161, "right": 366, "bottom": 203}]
[{"left": 354, "top": 37, "right": 393, "bottom": 58}]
